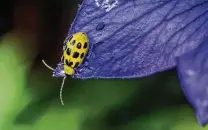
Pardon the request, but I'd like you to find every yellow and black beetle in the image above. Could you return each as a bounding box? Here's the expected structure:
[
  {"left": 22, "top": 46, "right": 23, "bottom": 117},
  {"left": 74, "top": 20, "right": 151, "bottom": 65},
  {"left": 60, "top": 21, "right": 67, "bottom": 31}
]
[
  {"left": 63, "top": 32, "right": 89, "bottom": 75},
  {"left": 42, "top": 32, "right": 89, "bottom": 105}
]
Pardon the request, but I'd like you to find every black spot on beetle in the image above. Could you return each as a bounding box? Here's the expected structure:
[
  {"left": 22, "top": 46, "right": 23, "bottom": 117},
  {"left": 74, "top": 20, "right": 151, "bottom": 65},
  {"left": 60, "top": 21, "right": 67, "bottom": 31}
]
[
  {"left": 73, "top": 52, "right": 79, "bottom": 58},
  {"left": 83, "top": 42, "right": 88, "bottom": 48},
  {"left": 74, "top": 62, "right": 80, "bottom": 68},
  {"left": 77, "top": 43, "right": 82, "bottom": 49},
  {"left": 69, "top": 35, "right": 73, "bottom": 41},
  {"left": 68, "top": 62, "right": 73, "bottom": 66},
  {"left": 65, "top": 59, "right": 69, "bottom": 65},
  {"left": 65, "top": 59, "right": 73, "bottom": 67},
  {"left": 71, "top": 40, "right": 76, "bottom": 45},
  {"left": 80, "top": 53, "right": 84, "bottom": 58},
  {"left": 66, "top": 48, "right": 71, "bottom": 55}
]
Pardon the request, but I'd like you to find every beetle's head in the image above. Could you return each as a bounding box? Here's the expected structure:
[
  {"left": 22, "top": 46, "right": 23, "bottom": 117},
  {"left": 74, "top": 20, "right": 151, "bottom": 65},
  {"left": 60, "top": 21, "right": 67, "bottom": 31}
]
[{"left": 53, "top": 63, "right": 66, "bottom": 78}]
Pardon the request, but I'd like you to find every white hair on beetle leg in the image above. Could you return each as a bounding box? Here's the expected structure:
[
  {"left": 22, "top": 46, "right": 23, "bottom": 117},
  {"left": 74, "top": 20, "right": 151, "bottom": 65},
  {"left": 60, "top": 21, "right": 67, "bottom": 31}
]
[{"left": 60, "top": 77, "right": 66, "bottom": 106}]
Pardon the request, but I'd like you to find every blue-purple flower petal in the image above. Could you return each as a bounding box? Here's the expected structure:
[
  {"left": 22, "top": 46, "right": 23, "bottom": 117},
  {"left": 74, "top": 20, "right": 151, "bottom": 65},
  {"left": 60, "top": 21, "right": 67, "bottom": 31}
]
[
  {"left": 177, "top": 36, "right": 208, "bottom": 126},
  {"left": 67, "top": 0, "right": 208, "bottom": 79}
]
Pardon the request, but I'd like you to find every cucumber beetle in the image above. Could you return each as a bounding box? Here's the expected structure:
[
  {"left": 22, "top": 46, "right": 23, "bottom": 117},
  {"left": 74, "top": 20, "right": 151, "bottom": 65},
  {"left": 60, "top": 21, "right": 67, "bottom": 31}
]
[{"left": 42, "top": 32, "right": 89, "bottom": 105}]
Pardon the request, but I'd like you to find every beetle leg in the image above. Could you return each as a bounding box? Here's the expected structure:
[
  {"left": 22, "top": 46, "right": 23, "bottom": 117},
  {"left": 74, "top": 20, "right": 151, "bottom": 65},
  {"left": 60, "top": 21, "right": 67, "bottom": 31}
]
[
  {"left": 86, "top": 66, "right": 95, "bottom": 71},
  {"left": 86, "top": 50, "right": 95, "bottom": 60},
  {"left": 73, "top": 68, "right": 81, "bottom": 76},
  {"left": 86, "top": 42, "right": 96, "bottom": 58},
  {"left": 82, "top": 55, "right": 95, "bottom": 71},
  {"left": 60, "top": 55, "right": 64, "bottom": 61},
  {"left": 81, "top": 62, "right": 95, "bottom": 71},
  {"left": 86, "top": 41, "right": 104, "bottom": 59}
]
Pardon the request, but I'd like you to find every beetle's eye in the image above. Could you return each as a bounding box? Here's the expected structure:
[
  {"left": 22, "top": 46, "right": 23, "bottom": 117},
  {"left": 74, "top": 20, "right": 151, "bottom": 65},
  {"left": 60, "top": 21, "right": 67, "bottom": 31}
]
[
  {"left": 71, "top": 40, "right": 76, "bottom": 45},
  {"left": 77, "top": 43, "right": 82, "bottom": 49}
]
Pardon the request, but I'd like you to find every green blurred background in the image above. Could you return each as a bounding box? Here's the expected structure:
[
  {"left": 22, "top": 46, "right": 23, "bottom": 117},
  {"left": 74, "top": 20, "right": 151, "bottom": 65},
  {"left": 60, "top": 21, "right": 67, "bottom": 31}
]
[{"left": 0, "top": 0, "right": 207, "bottom": 130}]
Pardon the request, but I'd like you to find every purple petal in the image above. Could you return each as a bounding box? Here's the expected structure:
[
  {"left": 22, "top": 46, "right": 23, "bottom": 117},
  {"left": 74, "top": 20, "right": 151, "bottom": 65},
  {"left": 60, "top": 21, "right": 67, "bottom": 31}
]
[
  {"left": 67, "top": 0, "right": 208, "bottom": 79},
  {"left": 177, "top": 37, "right": 208, "bottom": 126}
]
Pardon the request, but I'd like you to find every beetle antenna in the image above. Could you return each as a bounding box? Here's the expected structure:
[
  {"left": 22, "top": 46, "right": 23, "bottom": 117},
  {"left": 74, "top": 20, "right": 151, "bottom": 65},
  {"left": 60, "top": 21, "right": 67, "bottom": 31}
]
[
  {"left": 60, "top": 77, "right": 66, "bottom": 106},
  {"left": 42, "top": 59, "right": 55, "bottom": 71}
]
